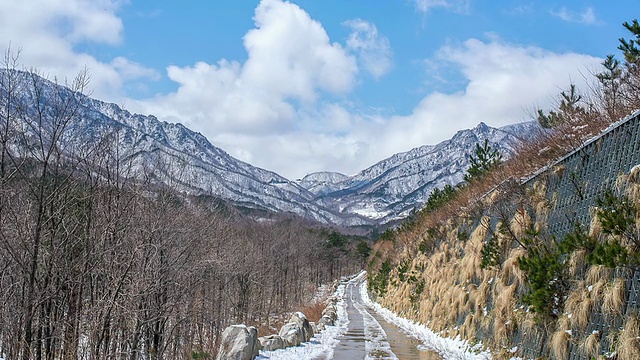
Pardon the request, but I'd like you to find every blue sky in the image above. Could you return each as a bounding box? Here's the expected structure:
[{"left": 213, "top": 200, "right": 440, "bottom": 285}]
[{"left": 0, "top": 1, "right": 634, "bottom": 179}]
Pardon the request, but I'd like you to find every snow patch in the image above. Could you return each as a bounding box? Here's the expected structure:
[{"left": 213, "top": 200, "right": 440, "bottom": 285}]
[
  {"left": 358, "top": 273, "right": 492, "bottom": 360},
  {"left": 350, "top": 204, "right": 390, "bottom": 219},
  {"left": 257, "top": 279, "right": 350, "bottom": 360}
]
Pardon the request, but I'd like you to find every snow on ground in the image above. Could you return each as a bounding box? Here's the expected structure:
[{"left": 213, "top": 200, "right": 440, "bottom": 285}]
[
  {"left": 349, "top": 279, "right": 396, "bottom": 360},
  {"left": 256, "top": 281, "right": 350, "bottom": 360},
  {"left": 350, "top": 205, "right": 389, "bottom": 220},
  {"left": 258, "top": 271, "right": 494, "bottom": 360},
  {"left": 357, "top": 272, "right": 492, "bottom": 360}
]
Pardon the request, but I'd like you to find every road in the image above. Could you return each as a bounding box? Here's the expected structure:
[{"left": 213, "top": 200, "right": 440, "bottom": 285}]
[{"left": 330, "top": 275, "right": 441, "bottom": 360}]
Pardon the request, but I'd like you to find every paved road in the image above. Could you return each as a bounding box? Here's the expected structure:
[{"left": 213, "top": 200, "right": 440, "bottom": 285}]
[{"left": 331, "top": 275, "right": 441, "bottom": 360}]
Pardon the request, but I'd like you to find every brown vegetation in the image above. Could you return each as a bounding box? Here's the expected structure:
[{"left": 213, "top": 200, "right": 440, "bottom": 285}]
[
  {"left": 0, "top": 56, "right": 360, "bottom": 359},
  {"left": 366, "top": 19, "right": 640, "bottom": 360}
]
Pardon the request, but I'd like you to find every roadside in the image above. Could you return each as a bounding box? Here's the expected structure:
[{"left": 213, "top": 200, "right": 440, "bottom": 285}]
[{"left": 258, "top": 271, "right": 493, "bottom": 359}]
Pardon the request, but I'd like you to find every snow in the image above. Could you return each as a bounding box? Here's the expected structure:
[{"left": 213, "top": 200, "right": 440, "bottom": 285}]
[
  {"left": 259, "top": 271, "right": 494, "bottom": 359},
  {"left": 256, "top": 282, "right": 350, "bottom": 360},
  {"left": 350, "top": 205, "right": 389, "bottom": 219},
  {"left": 357, "top": 272, "right": 492, "bottom": 360}
]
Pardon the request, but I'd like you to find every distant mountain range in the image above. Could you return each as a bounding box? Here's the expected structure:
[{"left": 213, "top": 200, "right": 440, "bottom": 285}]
[
  {"left": 297, "top": 121, "right": 538, "bottom": 224},
  {"left": 5, "top": 70, "right": 537, "bottom": 228}
]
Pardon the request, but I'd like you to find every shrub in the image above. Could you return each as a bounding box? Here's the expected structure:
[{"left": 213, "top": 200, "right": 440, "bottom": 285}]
[
  {"left": 424, "top": 184, "right": 457, "bottom": 213},
  {"left": 464, "top": 139, "right": 502, "bottom": 182},
  {"left": 596, "top": 189, "right": 638, "bottom": 245},
  {"left": 369, "top": 259, "right": 392, "bottom": 296},
  {"left": 517, "top": 227, "right": 568, "bottom": 316}
]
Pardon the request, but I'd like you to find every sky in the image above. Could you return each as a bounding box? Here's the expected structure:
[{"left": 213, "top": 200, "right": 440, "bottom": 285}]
[{"left": 0, "top": 1, "right": 634, "bottom": 180}]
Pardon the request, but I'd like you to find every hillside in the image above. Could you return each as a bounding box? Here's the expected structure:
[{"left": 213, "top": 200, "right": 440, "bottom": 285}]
[{"left": 366, "top": 106, "right": 640, "bottom": 359}]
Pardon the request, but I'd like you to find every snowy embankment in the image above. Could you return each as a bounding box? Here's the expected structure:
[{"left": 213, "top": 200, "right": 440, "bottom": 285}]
[
  {"left": 258, "top": 271, "right": 495, "bottom": 360},
  {"left": 356, "top": 271, "right": 492, "bottom": 360},
  {"left": 256, "top": 280, "right": 350, "bottom": 360}
]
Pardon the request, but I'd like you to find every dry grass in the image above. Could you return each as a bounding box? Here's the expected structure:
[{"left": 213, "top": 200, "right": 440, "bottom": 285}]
[
  {"left": 580, "top": 330, "right": 601, "bottom": 358},
  {"left": 565, "top": 281, "right": 592, "bottom": 330},
  {"left": 553, "top": 165, "right": 566, "bottom": 177},
  {"left": 494, "top": 283, "right": 516, "bottom": 320},
  {"left": 586, "top": 266, "right": 612, "bottom": 302},
  {"left": 472, "top": 281, "right": 490, "bottom": 316},
  {"left": 602, "top": 278, "right": 626, "bottom": 317},
  {"left": 617, "top": 171, "right": 640, "bottom": 226},
  {"left": 453, "top": 285, "right": 469, "bottom": 315},
  {"left": 493, "top": 316, "right": 509, "bottom": 346},
  {"left": 616, "top": 312, "right": 640, "bottom": 360},
  {"left": 530, "top": 180, "right": 551, "bottom": 224},
  {"left": 627, "top": 180, "right": 640, "bottom": 209},
  {"left": 510, "top": 207, "right": 531, "bottom": 239},
  {"left": 589, "top": 206, "right": 603, "bottom": 238},
  {"left": 300, "top": 301, "right": 327, "bottom": 323},
  {"left": 520, "top": 312, "right": 538, "bottom": 335},
  {"left": 550, "top": 327, "right": 571, "bottom": 360},
  {"left": 459, "top": 313, "right": 476, "bottom": 339},
  {"left": 501, "top": 247, "right": 526, "bottom": 288}
]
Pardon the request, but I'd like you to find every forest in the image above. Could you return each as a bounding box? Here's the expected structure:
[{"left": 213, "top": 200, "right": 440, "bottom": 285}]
[{"left": 0, "top": 54, "right": 363, "bottom": 359}]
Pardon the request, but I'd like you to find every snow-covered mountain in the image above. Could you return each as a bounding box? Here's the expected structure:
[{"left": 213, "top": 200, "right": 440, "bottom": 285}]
[
  {"left": 297, "top": 172, "right": 350, "bottom": 196},
  {"left": 6, "top": 70, "right": 537, "bottom": 227},
  {"left": 300, "top": 122, "right": 538, "bottom": 223}
]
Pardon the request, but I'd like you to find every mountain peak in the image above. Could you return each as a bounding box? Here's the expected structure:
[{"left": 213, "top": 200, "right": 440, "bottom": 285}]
[{"left": 8, "top": 71, "right": 536, "bottom": 227}]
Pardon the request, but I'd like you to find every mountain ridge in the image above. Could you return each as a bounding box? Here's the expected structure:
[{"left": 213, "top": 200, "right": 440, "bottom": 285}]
[{"left": 5, "top": 70, "right": 538, "bottom": 227}]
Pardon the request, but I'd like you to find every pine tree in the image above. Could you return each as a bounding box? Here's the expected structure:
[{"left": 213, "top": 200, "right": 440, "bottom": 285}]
[
  {"left": 464, "top": 139, "right": 502, "bottom": 182},
  {"left": 619, "top": 19, "right": 640, "bottom": 64},
  {"left": 536, "top": 84, "right": 585, "bottom": 128}
]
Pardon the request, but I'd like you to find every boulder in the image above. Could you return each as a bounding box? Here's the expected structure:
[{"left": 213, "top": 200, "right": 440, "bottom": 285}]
[
  {"left": 248, "top": 326, "right": 260, "bottom": 358},
  {"left": 317, "top": 314, "right": 335, "bottom": 330},
  {"left": 279, "top": 322, "right": 303, "bottom": 347},
  {"left": 289, "top": 312, "right": 314, "bottom": 342},
  {"left": 215, "top": 324, "right": 259, "bottom": 360},
  {"left": 258, "top": 335, "right": 285, "bottom": 351},
  {"left": 322, "top": 306, "right": 338, "bottom": 322}
]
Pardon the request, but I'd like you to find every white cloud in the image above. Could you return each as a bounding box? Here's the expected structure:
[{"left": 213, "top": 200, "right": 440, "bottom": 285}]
[
  {"left": 135, "top": 0, "right": 357, "bottom": 135},
  {"left": 344, "top": 19, "right": 393, "bottom": 79},
  {"left": 111, "top": 57, "right": 161, "bottom": 81},
  {"left": 140, "top": 26, "right": 602, "bottom": 179},
  {"left": 243, "top": 0, "right": 357, "bottom": 101},
  {"left": 551, "top": 6, "right": 598, "bottom": 25},
  {"left": 366, "top": 39, "right": 601, "bottom": 156},
  {"left": 414, "top": 0, "right": 470, "bottom": 14},
  {"left": 0, "top": 0, "right": 607, "bottom": 181},
  {"left": 0, "top": 0, "right": 157, "bottom": 101}
]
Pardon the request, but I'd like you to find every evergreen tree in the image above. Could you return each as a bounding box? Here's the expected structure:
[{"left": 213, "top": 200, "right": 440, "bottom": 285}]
[
  {"left": 619, "top": 19, "right": 640, "bottom": 64},
  {"left": 597, "top": 54, "right": 624, "bottom": 121},
  {"left": 423, "top": 184, "right": 456, "bottom": 213},
  {"left": 464, "top": 139, "right": 502, "bottom": 182},
  {"left": 536, "top": 84, "right": 585, "bottom": 128}
]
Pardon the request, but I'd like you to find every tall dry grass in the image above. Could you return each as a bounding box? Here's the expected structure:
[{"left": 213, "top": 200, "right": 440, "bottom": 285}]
[
  {"left": 551, "top": 327, "right": 571, "bottom": 360},
  {"left": 368, "top": 56, "right": 640, "bottom": 359},
  {"left": 616, "top": 312, "right": 640, "bottom": 360},
  {"left": 602, "top": 278, "right": 626, "bottom": 317},
  {"left": 565, "top": 280, "right": 592, "bottom": 330},
  {"left": 580, "top": 330, "right": 601, "bottom": 359}
]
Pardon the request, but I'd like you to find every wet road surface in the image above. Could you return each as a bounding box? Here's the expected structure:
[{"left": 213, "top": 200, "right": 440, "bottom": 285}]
[{"left": 331, "top": 276, "right": 441, "bottom": 360}]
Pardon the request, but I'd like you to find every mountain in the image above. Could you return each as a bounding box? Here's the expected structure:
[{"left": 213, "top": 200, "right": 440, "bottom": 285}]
[
  {"left": 300, "top": 121, "right": 539, "bottom": 224},
  {"left": 3, "top": 70, "right": 370, "bottom": 226},
  {"left": 297, "top": 172, "right": 350, "bottom": 196},
  {"left": 5, "top": 70, "right": 538, "bottom": 228}
]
